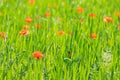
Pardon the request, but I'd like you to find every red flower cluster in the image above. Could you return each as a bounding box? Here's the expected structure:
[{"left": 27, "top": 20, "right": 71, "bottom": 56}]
[
  {"left": 77, "top": 7, "right": 84, "bottom": 13},
  {"left": 26, "top": 17, "right": 32, "bottom": 23},
  {"left": 19, "top": 30, "right": 29, "bottom": 36},
  {"left": 29, "top": 0, "right": 35, "bottom": 5},
  {"left": 57, "top": 31, "right": 65, "bottom": 35},
  {"left": 0, "top": 32, "right": 6, "bottom": 39},
  {"left": 33, "top": 51, "right": 44, "bottom": 60},
  {"left": 91, "top": 33, "right": 97, "bottom": 39},
  {"left": 104, "top": 17, "right": 112, "bottom": 23}
]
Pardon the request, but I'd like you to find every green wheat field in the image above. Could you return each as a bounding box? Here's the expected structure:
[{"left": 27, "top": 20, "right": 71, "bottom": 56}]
[{"left": 0, "top": 0, "right": 120, "bottom": 80}]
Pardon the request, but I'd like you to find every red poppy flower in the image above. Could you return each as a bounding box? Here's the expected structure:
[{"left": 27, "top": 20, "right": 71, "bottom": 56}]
[
  {"left": 24, "top": 25, "right": 30, "bottom": 30},
  {"left": 36, "top": 23, "right": 41, "bottom": 29},
  {"left": 26, "top": 17, "right": 32, "bottom": 23},
  {"left": 118, "top": 24, "right": 120, "bottom": 29},
  {"left": 69, "top": 31, "right": 73, "bottom": 35},
  {"left": 77, "top": 7, "right": 84, "bottom": 13},
  {"left": 29, "top": 0, "right": 35, "bottom": 5},
  {"left": 91, "top": 33, "right": 97, "bottom": 39},
  {"left": 0, "top": 32, "right": 6, "bottom": 39},
  {"left": 45, "top": 12, "right": 50, "bottom": 18},
  {"left": 36, "top": 16, "right": 40, "bottom": 20},
  {"left": 79, "top": 19, "right": 84, "bottom": 24},
  {"left": 114, "top": 12, "right": 120, "bottom": 17},
  {"left": 104, "top": 17, "right": 112, "bottom": 23},
  {"left": 33, "top": 51, "right": 44, "bottom": 60},
  {"left": 19, "top": 30, "right": 29, "bottom": 36},
  {"left": 89, "top": 13, "right": 96, "bottom": 18},
  {"left": 57, "top": 31, "right": 65, "bottom": 35}
]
